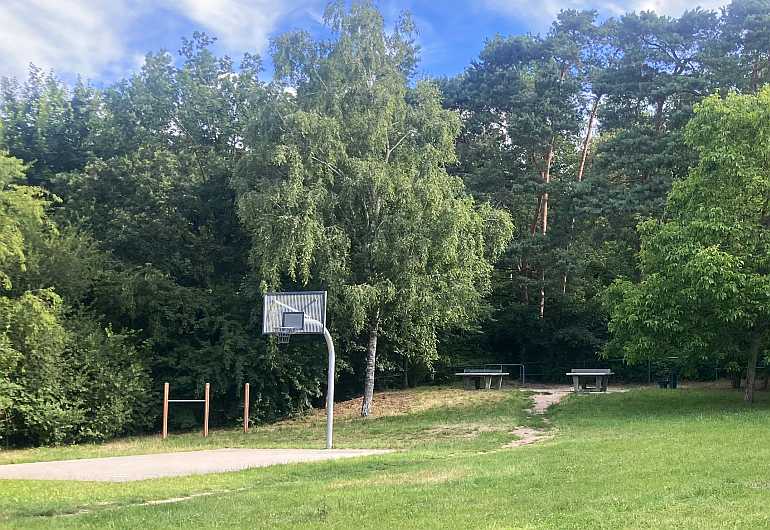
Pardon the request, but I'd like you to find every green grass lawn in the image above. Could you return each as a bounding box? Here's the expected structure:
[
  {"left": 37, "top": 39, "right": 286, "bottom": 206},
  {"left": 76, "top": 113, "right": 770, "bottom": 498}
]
[{"left": 2, "top": 385, "right": 770, "bottom": 529}]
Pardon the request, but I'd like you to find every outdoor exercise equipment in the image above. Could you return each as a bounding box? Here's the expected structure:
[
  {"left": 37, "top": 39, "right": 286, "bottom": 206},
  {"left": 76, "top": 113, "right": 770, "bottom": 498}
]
[
  {"left": 262, "top": 291, "right": 335, "bottom": 449},
  {"left": 161, "top": 382, "right": 210, "bottom": 439}
]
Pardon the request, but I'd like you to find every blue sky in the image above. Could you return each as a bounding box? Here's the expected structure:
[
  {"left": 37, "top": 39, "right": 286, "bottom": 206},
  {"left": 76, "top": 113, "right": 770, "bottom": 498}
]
[{"left": 0, "top": 0, "right": 726, "bottom": 85}]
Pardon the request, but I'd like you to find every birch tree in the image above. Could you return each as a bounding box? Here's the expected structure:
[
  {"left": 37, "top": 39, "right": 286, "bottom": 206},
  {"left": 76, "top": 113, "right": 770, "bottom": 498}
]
[{"left": 234, "top": 1, "right": 512, "bottom": 416}]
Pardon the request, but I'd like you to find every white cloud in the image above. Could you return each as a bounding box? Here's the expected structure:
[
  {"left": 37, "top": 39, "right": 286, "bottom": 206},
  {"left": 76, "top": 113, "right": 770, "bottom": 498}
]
[
  {"left": 0, "top": 0, "right": 322, "bottom": 81},
  {"left": 629, "top": 0, "right": 726, "bottom": 16},
  {"left": 0, "top": 0, "right": 141, "bottom": 79},
  {"left": 169, "top": 0, "right": 323, "bottom": 52},
  {"left": 0, "top": 0, "right": 731, "bottom": 82},
  {"left": 482, "top": 0, "right": 727, "bottom": 30}
]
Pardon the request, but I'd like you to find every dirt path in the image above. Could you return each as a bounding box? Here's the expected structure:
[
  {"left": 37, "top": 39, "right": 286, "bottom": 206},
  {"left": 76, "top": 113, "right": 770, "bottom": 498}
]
[
  {"left": 504, "top": 386, "right": 572, "bottom": 448},
  {"left": 527, "top": 386, "right": 572, "bottom": 414}
]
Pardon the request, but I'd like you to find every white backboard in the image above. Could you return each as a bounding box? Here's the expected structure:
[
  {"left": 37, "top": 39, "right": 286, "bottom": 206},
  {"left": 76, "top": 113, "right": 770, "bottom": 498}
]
[{"left": 262, "top": 291, "right": 327, "bottom": 335}]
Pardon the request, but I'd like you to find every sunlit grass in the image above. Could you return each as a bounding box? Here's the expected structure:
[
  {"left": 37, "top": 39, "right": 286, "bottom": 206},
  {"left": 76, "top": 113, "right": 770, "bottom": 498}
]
[
  {"left": 3, "top": 386, "right": 770, "bottom": 529},
  {"left": 0, "top": 386, "right": 522, "bottom": 465}
]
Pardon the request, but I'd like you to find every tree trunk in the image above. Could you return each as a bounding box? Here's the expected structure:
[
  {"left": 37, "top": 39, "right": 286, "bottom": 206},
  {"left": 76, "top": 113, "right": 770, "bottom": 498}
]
[
  {"left": 361, "top": 321, "right": 379, "bottom": 417},
  {"left": 745, "top": 332, "right": 763, "bottom": 404},
  {"left": 531, "top": 65, "right": 566, "bottom": 316},
  {"left": 577, "top": 95, "right": 601, "bottom": 184},
  {"left": 654, "top": 97, "right": 665, "bottom": 134},
  {"left": 537, "top": 143, "right": 554, "bottom": 318},
  {"left": 562, "top": 95, "right": 601, "bottom": 294},
  {"left": 541, "top": 191, "right": 549, "bottom": 235},
  {"left": 539, "top": 270, "right": 546, "bottom": 319},
  {"left": 540, "top": 143, "right": 553, "bottom": 236}
]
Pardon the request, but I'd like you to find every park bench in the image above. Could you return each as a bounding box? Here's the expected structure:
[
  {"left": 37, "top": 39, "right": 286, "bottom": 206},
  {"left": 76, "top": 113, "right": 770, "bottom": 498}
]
[
  {"left": 455, "top": 368, "right": 509, "bottom": 390},
  {"left": 566, "top": 368, "right": 613, "bottom": 393}
]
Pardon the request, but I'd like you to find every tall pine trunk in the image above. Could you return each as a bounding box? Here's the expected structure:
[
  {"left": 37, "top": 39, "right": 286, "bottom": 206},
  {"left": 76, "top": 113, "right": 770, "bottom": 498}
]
[
  {"left": 562, "top": 94, "right": 601, "bottom": 293},
  {"left": 361, "top": 316, "right": 379, "bottom": 417},
  {"left": 531, "top": 63, "right": 567, "bottom": 316},
  {"left": 577, "top": 95, "right": 601, "bottom": 184},
  {"left": 745, "top": 331, "right": 763, "bottom": 403},
  {"left": 538, "top": 142, "right": 554, "bottom": 318},
  {"left": 541, "top": 144, "right": 553, "bottom": 235},
  {"left": 654, "top": 96, "right": 666, "bottom": 133}
]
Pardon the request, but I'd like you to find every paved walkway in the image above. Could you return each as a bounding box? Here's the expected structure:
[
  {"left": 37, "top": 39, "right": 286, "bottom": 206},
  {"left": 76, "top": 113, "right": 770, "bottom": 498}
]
[{"left": 0, "top": 448, "right": 392, "bottom": 482}]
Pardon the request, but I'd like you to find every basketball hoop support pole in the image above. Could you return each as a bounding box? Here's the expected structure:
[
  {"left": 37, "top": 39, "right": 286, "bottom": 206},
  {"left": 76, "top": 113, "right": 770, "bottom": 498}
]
[{"left": 323, "top": 327, "right": 335, "bottom": 449}]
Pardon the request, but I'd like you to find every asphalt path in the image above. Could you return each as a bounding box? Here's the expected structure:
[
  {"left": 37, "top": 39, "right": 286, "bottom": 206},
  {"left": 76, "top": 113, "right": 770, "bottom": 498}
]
[{"left": 0, "top": 448, "right": 392, "bottom": 482}]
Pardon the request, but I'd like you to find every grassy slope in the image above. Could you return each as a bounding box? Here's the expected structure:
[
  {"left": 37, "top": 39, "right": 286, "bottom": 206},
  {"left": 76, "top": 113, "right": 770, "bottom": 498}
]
[{"left": 2, "top": 387, "right": 770, "bottom": 529}]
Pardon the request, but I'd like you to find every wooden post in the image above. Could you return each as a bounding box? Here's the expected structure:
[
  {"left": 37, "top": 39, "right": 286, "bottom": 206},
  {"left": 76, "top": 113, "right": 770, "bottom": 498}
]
[
  {"left": 203, "top": 383, "right": 210, "bottom": 437},
  {"left": 243, "top": 383, "right": 250, "bottom": 433},
  {"left": 162, "top": 382, "right": 169, "bottom": 439}
]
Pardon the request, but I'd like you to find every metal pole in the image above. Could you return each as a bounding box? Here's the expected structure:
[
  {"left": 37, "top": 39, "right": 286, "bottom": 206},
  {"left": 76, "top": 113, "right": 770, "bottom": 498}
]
[
  {"left": 243, "top": 383, "right": 250, "bottom": 433},
  {"left": 203, "top": 383, "right": 210, "bottom": 437},
  {"left": 323, "top": 327, "right": 336, "bottom": 449}
]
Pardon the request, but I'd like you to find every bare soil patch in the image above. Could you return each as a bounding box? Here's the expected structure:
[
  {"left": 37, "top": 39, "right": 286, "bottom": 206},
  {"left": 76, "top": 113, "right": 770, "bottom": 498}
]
[
  {"left": 272, "top": 387, "right": 510, "bottom": 427},
  {"left": 526, "top": 387, "right": 572, "bottom": 414},
  {"left": 503, "top": 385, "right": 572, "bottom": 448},
  {"left": 504, "top": 427, "right": 554, "bottom": 448}
]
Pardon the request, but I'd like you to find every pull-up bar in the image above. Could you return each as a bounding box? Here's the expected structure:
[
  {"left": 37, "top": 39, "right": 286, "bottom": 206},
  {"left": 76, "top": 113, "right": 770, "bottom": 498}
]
[{"left": 161, "top": 382, "right": 210, "bottom": 439}]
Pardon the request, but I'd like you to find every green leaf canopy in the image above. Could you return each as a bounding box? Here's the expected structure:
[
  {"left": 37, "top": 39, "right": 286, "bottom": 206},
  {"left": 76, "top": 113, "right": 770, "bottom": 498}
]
[
  {"left": 606, "top": 87, "right": 770, "bottom": 400},
  {"left": 234, "top": 2, "right": 513, "bottom": 367}
]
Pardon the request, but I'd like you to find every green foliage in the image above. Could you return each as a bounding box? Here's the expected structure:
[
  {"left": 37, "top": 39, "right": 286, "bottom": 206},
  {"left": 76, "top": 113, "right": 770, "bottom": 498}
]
[
  {"left": 2, "top": 0, "right": 770, "bottom": 443},
  {"left": 0, "top": 152, "right": 149, "bottom": 445},
  {"left": 605, "top": 88, "right": 770, "bottom": 391},
  {"left": 234, "top": 2, "right": 512, "bottom": 387},
  {"left": 0, "top": 290, "right": 71, "bottom": 445},
  {"left": 0, "top": 68, "right": 103, "bottom": 187}
]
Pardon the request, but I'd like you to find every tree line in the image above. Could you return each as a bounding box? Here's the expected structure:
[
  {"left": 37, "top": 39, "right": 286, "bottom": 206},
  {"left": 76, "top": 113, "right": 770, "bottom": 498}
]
[{"left": 1, "top": 0, "right": 769, "bottom": 445}]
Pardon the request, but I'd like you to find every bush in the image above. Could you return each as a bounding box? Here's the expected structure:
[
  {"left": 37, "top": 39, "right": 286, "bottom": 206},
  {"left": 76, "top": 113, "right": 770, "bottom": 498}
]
[{"left": 0, "top": 292, "right": 150, "bottom": 446}]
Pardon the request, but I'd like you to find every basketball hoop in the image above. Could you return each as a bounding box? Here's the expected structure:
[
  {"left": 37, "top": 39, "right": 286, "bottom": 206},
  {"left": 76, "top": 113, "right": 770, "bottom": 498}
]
[
  {"left": 276, "top": 326, "right": 293, "bottom": 344},
  {"left": 262, "top": 291, "right": 335, "bottom": 449}
]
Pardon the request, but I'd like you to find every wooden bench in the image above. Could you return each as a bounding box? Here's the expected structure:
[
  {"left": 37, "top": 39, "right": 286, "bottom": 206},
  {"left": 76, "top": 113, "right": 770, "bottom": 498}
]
[
  {"left": 455, "top": 369, "right": 509, "bottom": 390},
  {"left": 566, "top": 369, "right": 613, "bottom": 393}
]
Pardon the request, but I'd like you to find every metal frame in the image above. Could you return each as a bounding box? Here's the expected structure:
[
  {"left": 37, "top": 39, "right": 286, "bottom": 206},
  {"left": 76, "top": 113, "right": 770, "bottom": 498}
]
[{"left": 485, "top": 363, "right": 526, "bottom": 384}]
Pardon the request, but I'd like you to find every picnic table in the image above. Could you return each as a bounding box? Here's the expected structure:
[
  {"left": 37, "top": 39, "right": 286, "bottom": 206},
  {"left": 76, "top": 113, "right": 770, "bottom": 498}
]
[
  {"left": 566, "top": 368, "right": 613, "bottom": 393},
  {"left": 455, "top": 368, "right": 509, "bottom": 390}
]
